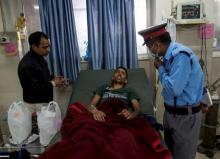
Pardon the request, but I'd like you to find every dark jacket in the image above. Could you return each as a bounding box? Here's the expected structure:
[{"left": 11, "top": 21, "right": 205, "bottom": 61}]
[{"left": 18, "top": 50, "right": 53, "bottom": 103}]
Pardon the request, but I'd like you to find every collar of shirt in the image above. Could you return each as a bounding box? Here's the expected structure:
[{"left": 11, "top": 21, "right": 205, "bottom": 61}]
[{"left": 164, "top": 41, "right": 176, "bottom": 61}]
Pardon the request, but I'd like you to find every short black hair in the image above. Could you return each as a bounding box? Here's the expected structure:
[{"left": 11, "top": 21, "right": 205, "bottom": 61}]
[
  {"left": 28, "top": 31, "right": 48, "bottom": 46},
  {"left": 115, "top": 66, "right": 128, "bottom": 79}
]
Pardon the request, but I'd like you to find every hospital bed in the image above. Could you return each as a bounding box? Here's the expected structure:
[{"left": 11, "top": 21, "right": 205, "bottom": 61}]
[
  {"left": 46, "top": 68, "right": 155, "bottom": 144},
  {"left": 43, "top": 68, "right": 154, "bottom": 151},
  {"left": 68, "top": 68, "right": 154, "bottom": 115},
  {"left": 39, "top": 68, "right": 155, "bottom": 152}
]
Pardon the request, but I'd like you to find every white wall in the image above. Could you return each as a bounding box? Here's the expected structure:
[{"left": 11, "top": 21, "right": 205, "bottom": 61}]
[
  {"left": 0, "top": 0, "right": 23, "bottom": 32},
  {"left": 155, "top": 0, "right": 171, "bottom": 24}
]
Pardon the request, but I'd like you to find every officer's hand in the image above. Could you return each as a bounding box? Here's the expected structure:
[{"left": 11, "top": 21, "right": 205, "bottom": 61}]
[
  {"left": 154, "top": 58, "right": 163, "bottom": 69},
  {"left": 200, "top": 103, "right": 209, "bottom": 113}
]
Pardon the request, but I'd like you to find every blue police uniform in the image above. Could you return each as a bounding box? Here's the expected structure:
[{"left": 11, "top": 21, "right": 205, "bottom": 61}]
[
  {"left": 158, "top": 42, "right": 204, "bottom": 107},
  {"left": 159, "top": 42, "right": 204, "bottom": 159}
]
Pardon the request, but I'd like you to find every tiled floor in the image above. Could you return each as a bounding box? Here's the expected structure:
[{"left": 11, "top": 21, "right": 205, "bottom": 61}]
[{"left": 196, "top": 151, "right": 220, "bottom": 159}]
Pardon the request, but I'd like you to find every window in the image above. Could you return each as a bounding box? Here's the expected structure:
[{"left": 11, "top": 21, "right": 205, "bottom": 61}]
[
  {"left": 72, "top": 0, "right": 88, "bottom": 58},
  {"left": 135, "top": 0, "right": 147, "bottom": 55},
  {"left": 73, "top": 0, "right": 150, "bottom": 57}
]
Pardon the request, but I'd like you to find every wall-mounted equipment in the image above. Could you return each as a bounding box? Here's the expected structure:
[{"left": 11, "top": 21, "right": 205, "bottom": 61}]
[{"left": 176, "top": 1, "right": 205, "bottom": 22}]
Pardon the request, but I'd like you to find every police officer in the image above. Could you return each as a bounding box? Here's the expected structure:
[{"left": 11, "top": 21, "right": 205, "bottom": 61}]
[{"left": 138, "top": 23, "right": 204, "bottom": 159}]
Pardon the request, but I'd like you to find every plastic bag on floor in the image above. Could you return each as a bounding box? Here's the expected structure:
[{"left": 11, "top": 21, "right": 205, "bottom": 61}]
[
  {"left": 37, "top": 101, "right": 62, "bottom": 146},
  {"left": 8, "top": 101, "right": 32, "bottom": 144}
]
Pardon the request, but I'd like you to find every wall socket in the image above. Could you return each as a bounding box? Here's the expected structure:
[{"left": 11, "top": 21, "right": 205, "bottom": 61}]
[{"left": 0, "top": 36, "right": 10, "bottom": 43}]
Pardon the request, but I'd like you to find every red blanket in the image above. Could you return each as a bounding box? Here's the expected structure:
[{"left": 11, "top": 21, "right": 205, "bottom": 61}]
[{"left": 38, "top": 98, "right": 171, "bottom": 159}]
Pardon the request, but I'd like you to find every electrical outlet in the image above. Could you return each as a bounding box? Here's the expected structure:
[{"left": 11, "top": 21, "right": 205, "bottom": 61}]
[{"left": 0, "top": 36, "right": 10, "bottom": 43}]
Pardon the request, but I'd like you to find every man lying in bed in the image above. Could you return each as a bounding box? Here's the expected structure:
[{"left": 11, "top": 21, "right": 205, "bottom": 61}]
[
  {"left": 88, "top": 66, "right": 140, "bottom": 121},
  {"left": 38, "top": 67, "right": 171, "bottom": 159}
]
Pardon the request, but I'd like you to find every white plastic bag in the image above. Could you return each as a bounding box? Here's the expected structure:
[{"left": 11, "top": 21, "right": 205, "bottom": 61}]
[
  {"left": 37, "top": 101, "right": 62, "bottom": 146},
  {"left": 8, "top": 101, "right": 32, "bottom": 144}
]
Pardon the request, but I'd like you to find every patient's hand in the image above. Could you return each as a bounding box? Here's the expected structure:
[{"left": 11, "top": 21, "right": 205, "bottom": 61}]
[
  {"left": 119, "top": 109, "right": 138, "bottom": 120},
  {"left": 91, "top": 109, "right": 106, "bottom": 122}
]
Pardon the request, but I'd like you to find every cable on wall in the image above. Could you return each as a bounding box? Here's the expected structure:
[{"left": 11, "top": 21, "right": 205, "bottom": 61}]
[{"left": 200, "top": 24, "right": 210, "bottom": 87}]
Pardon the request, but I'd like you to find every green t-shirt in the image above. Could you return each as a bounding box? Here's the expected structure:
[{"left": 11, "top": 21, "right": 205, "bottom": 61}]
[{"left": 94, "top": 84, "right": 140, "bottom": 109}]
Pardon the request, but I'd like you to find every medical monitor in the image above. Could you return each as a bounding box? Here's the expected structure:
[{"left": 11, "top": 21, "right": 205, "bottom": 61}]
[{"left": 177, "top": 2, "right": 204, "bottom": 21}]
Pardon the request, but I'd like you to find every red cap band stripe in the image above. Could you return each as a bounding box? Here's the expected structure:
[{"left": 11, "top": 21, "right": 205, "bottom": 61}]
[{"left": 143, "top": 28, "right": 167, "bottom": 41}]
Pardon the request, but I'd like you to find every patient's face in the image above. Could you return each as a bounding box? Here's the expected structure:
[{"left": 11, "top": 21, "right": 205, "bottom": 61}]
[{"left": 112, "top": 68, "right": 127, "bottom": 85}]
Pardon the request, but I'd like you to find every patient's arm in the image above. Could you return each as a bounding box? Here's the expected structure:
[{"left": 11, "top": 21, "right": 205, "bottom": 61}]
[
  {"left": 88, "top": 94, "right": 106, "bottom": 122},
  {"left": 120, "top": 99, "right": 140, "bottom": 120}
]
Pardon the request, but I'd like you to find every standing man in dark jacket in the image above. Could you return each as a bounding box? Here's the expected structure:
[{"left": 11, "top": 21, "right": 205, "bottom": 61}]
[{"left": 18, "top": 31, "right": 65, "bottom": 134}]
